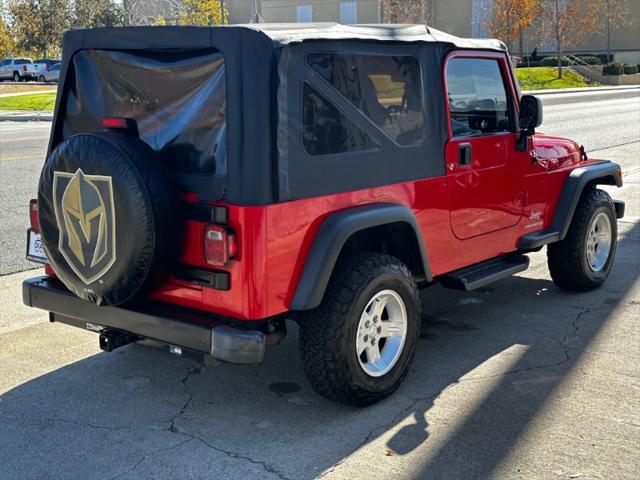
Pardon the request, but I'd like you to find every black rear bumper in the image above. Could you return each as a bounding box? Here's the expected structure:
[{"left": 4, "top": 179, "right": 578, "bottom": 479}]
[{"left": 22, "top": 276, "right": 266, "bottom": 364}]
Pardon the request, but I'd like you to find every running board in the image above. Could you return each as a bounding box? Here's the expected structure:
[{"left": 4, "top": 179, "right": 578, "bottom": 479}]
[{"left": 439, "top": 255, "right": 530, "bottom": 291}]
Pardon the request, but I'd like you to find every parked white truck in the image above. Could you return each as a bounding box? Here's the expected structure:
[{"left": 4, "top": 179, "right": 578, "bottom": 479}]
[{"left": 0, "top": 58, "right": 33, "bottom": 82}]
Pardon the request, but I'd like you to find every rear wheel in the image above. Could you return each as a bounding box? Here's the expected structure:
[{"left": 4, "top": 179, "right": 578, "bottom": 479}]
[
  {"left": 38, "top": 75, "right": 45, "bottom": 83},
  {"left": 12, "top": 71, "right": 20, "bottom": 82},
  {"left": 298, "top": 252, "right": 420, "bottom": 406},
  {"left": 547, "top": 188, "right": 617, "bottom": 291}
]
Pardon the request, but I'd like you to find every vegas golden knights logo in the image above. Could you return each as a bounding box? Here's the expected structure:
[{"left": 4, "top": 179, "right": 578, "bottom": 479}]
[{"left": 53, "top": 169, "right": 116, "bottom": 285}]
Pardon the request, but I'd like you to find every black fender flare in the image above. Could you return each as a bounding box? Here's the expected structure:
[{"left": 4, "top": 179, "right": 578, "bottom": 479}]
[
  {"left": 290, "top": 203, "right": 432, "bottom": 311},
  {"left": 519, "top": 161, "right": 622, "bottom": 250}
]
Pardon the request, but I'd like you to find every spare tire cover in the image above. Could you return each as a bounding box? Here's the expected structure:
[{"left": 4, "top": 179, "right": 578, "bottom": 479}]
[{"left": 38, "top": 132, "right": 178, "bottom": 305}]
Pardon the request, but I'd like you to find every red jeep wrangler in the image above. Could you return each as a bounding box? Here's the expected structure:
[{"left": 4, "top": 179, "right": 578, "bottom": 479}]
[{"left": 24, "top": 24, "right": 624, "bottom": 406}]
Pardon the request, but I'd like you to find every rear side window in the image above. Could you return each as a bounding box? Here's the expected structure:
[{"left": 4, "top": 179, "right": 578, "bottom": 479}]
[
  {"left": 302, "top": 82, "right": 379, "bottom": 155},
  {"left": 306, "top": 53, "right": 425, "bottom": 146},
  {"left": 446, "top": 58, "right": 511, "bottom": 137}
]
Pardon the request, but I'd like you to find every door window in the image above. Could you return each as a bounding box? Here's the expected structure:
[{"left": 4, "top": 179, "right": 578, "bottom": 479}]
[
  {"left": 307, "top": 53, "right": 425, "bottom": 146},
  {"left": 446, "top": 58, "right": 511, "bottom": 138}
]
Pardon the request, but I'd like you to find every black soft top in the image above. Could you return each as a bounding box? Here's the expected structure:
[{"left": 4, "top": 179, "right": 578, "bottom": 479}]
[
  {"left": 59, "top": 23, "right": 506, "bottom": 53},
  {"left": 51, "top": 24, "right": 507, "bottom": 205}
]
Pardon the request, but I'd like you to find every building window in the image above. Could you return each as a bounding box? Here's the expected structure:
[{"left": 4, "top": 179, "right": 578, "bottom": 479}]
[
  {"left": 296, "top": 5, "right": 313, "bottom": 23},
  {"left": 340, "top": 2, "right": 358, "bottom": 24},
  {"left": 307, "top": 53, "right": 425, "bottom": 146}
]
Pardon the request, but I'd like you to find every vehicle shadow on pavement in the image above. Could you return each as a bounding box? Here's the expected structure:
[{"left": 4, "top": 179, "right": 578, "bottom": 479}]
[
  {"left": 387, "top": 219, "right": 640, "bottom": 479},
  {"left": 0, "top": 221, "right": 638, "bottom": 480}
]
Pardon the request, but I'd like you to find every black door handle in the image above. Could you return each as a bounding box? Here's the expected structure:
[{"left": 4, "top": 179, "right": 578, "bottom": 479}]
[{"left": 458, "top": 143, "right": 472, "bottom": 166}]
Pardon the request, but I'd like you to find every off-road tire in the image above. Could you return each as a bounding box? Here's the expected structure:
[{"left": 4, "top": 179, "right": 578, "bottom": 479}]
[
  {"left": 547, "top": 187, "right": 617, "bottom": 291},
  {"left": 298, "top": 252, "right": 420, "bottom": 406}
]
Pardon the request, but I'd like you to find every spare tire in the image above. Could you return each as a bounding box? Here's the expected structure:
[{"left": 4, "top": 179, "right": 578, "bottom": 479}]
[{"left": 38, "top": 132, "right": 179, "bottom": 306}]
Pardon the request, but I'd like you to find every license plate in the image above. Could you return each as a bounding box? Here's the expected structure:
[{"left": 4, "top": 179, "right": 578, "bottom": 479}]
[{"left": 26, "top": 229, "right": 47, "bottom": 264}]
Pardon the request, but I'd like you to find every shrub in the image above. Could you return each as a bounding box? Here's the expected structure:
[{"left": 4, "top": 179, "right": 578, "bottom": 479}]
[
  {"left": 602, "top": 62, "right": 624, "bottom": 75},
  {"left": 576, "top": 55, "right": 601, "bottom": 65},
  {"left": 623, "top": 64, "right": 638, "bottom": 75},
  {"left": 516, "top": 61, "right": 541, "bottom": 68},
  {"left": 541, "top": 56, "right": 570, "bottom": 67}
]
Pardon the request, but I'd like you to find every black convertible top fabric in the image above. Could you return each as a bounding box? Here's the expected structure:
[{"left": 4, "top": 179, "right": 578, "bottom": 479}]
[
  {"left": 242, "top": 22, "right": 506, "bottom": 51},
  {"left": 49, "top": 24, "right": 506, "bottom": 205}
]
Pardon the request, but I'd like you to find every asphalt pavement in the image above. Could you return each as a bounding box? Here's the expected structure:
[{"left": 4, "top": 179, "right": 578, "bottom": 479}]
[{"left": 0, "top": 89, "right": 638, "bottom": 479}]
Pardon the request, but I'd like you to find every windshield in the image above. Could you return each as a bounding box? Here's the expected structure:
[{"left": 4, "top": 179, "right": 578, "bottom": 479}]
[{"left": 62, "top": 49, "right": 226, "bottom": 175}]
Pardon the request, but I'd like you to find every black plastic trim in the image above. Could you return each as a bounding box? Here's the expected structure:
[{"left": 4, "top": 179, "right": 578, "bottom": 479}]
[
  {"left": 23, "top": 276, "right": 216, "bottom": 353},
  {"left": 174, "top": 266, "right": 230, "bottom": 290},
  {"left": 290, "top": 203, "right": 431, "bottom": 311},
  {"left": 440, "top": 254, "right": 529, "bottom": 291},
  {"left": 613, "top": 200, "right": 625, "bottom": 219},
  {"left": 519, "top": 161, "right": 622, "bottom": 250},
  {"left": 181, "top": 202, "right": 229, "bottom": 224}
]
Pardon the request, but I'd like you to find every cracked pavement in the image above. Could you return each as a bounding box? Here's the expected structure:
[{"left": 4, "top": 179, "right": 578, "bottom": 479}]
[{"left": 1, "top": 95, "right": 639, "bottom": 478}]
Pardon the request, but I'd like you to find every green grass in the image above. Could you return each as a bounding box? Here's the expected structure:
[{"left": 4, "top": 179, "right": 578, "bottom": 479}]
[
  {"left": 0, "top": 92, "right": 57, "bottom": 111},
  {"left": 516, "top": 67, "right": 599, "bottom": 90}
]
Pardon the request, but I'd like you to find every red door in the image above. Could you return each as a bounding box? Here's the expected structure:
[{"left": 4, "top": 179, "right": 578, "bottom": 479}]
[{"left": 444, "top": 53, "right": 526, "bottom": 240}]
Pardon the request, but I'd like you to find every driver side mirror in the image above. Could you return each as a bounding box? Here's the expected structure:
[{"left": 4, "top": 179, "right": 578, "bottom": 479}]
[
  {"left": 519, "top": 95, "right": 543, "bottom": 130},
  {"left": 516, "top": 95, "right": 543, "bottom": 152}
]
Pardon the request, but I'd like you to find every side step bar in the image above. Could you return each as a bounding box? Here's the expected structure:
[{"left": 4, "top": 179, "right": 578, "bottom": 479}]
[{"left": 439, "top": 255, "right": 530, "bottom": 291}]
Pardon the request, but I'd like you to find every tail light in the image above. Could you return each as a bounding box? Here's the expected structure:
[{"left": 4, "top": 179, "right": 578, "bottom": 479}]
[
  {"left": 204, "top": 225, "right": 237, "bottom": 267},
  {"left": 101, "top": 117, "right": 139, "bottom": 136},
  {"left": 29, "top": 199, "right": 40, "bottom": 233}
]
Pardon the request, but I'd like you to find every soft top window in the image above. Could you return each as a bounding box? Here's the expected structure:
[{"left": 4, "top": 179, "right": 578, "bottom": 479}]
[
  {"left": 62, "top": 49, "right": 226, "bottom": 176},
  {"left": 306, "top": 53, "right": 425, "bottom": 146}
]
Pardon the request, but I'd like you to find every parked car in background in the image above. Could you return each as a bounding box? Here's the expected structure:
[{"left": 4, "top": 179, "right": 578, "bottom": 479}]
[
  {"left": 41, "top": 62, "right": 61, "bottom": 82},
  {"left": 24, "top": 59, "right": 61, "bottom": 82},
  {"left": 0, "top": 58, "right": 33, "bottom": 82}
]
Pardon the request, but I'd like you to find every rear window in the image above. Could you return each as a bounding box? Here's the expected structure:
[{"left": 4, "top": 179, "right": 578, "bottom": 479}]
[
  {"left": 62, "top": 49, "right": 226, "bottom": 175},
  {"left": 16, "top": 59, "right": 31, "bottom": 64}
]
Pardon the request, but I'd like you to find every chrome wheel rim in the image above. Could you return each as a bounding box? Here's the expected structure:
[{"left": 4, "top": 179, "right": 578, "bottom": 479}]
[
  {"left": 356, "top": 289, "right": 407, "bottom": 377},
  {"left": 586, "top": 212, "right": 612, "bottom": 272}
]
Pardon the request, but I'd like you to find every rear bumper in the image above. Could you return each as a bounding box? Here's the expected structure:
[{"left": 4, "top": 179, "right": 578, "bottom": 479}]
[{"left": 22, "top": 276, "right": 266, "bottom": 364}]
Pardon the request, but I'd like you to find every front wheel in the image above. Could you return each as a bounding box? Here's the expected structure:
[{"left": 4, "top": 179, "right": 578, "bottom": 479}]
[
  {"left": 298, "top": 252, "right": 420, "bottom": 406},
  {"left": 547, "top": 188, "right": 617, "bottom": 291}
]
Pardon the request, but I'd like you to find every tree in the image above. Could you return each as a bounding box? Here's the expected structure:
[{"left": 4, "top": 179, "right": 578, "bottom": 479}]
[
  {"left": 156, "top": 0, "right": 227, "bottom": 26},
  {"left": 595, "top": 0, "right": 633, "bottom": 61},
  {"left": 8, "top": 0, "right": 71, "bottom": 57},
  {"left": 539, "top": 0, "right": 599, "bottom": 78},
  {"left": 487, "top": 0, "right": 542, "bottom": 58},
  {"left": 0, "top": 17, "right": 16, "bottom": 57},
  {"left": 74, "top": 0, "right": 124, "bottom": 29}
]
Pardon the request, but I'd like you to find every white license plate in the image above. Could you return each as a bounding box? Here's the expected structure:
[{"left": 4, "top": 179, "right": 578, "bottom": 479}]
[{"left": 26, "top": 229, "right": 47, "bottom": 264}]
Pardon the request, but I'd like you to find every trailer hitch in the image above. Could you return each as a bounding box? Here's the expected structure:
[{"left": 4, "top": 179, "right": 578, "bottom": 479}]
[{"left": 99, "top": 329, "right": 140, "bottom": 352}]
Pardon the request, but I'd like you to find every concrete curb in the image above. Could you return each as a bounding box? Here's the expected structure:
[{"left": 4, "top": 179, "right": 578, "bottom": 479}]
[
  {"left": 0, "top": 112, "right": 53, "bottom": 122},
  {"left": 523, "top": 85, "right": 640, "bottom": 95}
]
